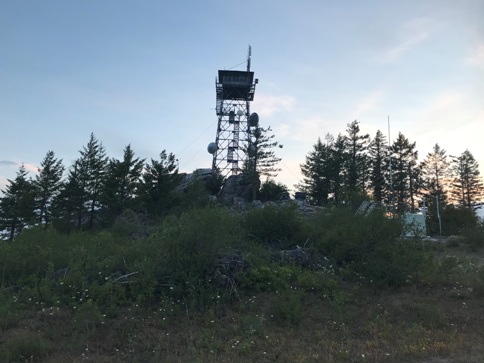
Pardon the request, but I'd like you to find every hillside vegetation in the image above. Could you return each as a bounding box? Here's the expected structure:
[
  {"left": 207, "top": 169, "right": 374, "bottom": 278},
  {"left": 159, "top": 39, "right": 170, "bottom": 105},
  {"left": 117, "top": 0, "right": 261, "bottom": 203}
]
[{"left": 1, "top": 204, "right": 483, "bottom": 362}]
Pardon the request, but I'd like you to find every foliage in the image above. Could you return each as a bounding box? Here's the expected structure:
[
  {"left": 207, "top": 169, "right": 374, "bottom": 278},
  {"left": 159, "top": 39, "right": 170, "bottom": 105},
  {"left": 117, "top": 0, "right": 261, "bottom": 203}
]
[
  {"left": 140, "top": 150, "right": 180, "bottom": 217},
  {"left": 389, "top": 132, "right": 421, "bottom": 213},
  {"left": 450, "top": 149, "right": 483, "bottom": 210},
  {"left": 0, "top": 164, "right": 36, "bottom": 241},
  {"left": 308, "top": 207, "right": 431, "bottom": 286},
  {"left": 100, "top": 144, "right": 145, "bottom": 226},
  {"left": 368, "top": 129, "right": 388, "bottom": 203},
  {"left": 258, "top": 178, "right": 289, "bottom": 202},
  {"left": 34, "top": 150, "right": 65, "bottom": 229},
  {"left": 244, "top": 203, "right": 304, "bottom": 249},
  {"left": 344, "top": 120, "right": 370, "bottom": 192},
  {"left": 439, "top": 204, "right": 478, "bottom": 236},
  {"left": 298, "top": 136, "right": 333, "bottom": 205}
]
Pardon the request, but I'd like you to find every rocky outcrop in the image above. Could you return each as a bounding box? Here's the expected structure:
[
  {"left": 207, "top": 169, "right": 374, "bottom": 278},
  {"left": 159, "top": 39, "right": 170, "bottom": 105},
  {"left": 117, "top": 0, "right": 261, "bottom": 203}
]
[
  {"left": 218, "top": 174, "right": 259, "bottom": 205},
  {"left": 176, "top": 168, "right": 213, "bottom": 192}
]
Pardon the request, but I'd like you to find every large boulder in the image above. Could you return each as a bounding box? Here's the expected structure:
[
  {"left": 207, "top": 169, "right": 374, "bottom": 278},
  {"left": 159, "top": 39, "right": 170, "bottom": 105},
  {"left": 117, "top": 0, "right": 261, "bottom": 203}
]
[
  {"left": 176, "top": 168, "right": 213, "bottom": 192},
  {"left": 218, "top": 174, "right": 259, "bottom": 205}
]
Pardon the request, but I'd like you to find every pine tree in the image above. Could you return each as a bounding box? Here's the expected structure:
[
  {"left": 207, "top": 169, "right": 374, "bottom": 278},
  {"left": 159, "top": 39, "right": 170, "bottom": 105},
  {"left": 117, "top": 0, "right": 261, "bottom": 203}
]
[
  {"left": 299, "top": 136, "right": 333, "bottom": 205},
  {"left": 420, "top": 144, "right": 449, "bottom": 233},
  {"left": 79, "top": 133, "right": 108, "bottom": 229},
  {"left": 450, "top": 150, "right": 483, "bottom": 210},
  {"left": 329, "top": 134, "right": 347, "bottom": 205},
  {"left": 344, "top": 120, "right": 370, "bottom": 191},
  {"left": 52, "top": 133, "right": 108, "bottom": 231},
  {"left": 389, "top": 132, "right": 420, "bottom": 213},
  {"left": 420, "top": 144, "right": 449, "bottom": 201},
  {"left": 368, "top": 130, "right": 388, "bottom": 203},
  {"left": 34, "top": 150, "right": 65, "bottom": 229},
  {"left": 243, "top": 125, "right": 283, "bottom": 200},
  {"left": 0, "top": 164, "right": 36, "bottom": 241},
  {"left": 50, "top": 162, "right": 84, "bottom": 233},
  {"left": 101, "top": 144, "right": 145, "bottom": 224},
  {"left": 141, "top": 150, "right": 180, "bottom": 216}
]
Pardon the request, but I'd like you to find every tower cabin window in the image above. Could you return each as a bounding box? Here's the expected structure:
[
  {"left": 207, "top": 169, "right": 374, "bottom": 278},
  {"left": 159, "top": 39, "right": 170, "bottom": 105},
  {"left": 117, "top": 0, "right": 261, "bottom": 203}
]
[{"left": 223, "top": 74, "right": 249, "bottom": 85}]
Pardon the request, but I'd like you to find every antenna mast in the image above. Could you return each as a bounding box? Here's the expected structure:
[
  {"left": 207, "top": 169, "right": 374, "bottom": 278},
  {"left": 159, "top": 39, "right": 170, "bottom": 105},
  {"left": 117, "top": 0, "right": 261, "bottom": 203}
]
[{"left": 388, "top": 116, "right": 394, "bottom": 212}]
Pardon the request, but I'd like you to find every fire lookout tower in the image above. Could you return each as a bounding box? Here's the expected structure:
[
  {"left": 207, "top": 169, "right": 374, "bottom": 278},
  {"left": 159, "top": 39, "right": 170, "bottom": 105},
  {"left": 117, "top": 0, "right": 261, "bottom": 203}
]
[{"left": 207, "top": 47, "right": 259, "bottom": 177}]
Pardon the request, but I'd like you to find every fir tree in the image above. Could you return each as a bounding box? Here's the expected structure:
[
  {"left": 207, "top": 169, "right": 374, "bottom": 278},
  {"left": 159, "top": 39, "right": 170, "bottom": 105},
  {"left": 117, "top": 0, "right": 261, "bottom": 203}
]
[
  {"left": 368, "top": 130, "right": 388, "bottom": 203},
  {"left": 244, "top": 125, "right": 283, "bottom": 200},
  {"left": 344, "top": 120, "right": 370, "bottom": 191},
  {"left": 141, "top": 150, "right": 180, "bottom": 216},
  {"left": 450, "top": 150, "right": 483, "bottom": 210},
  {"left": 34, "top": 150, "right": 65, "bottom": 229},
  {"left": 0, "top": 164, "right": 36, "bottom": 241},
  {"left": 420, "top": 144, "right": 449, "bottom": 233},
  {"left": 389, "top": 132, "right": 420, "bottom": 213},
  {"left": 298, "top": 136, "right": 333, "bottom": 205},
  {"left": 101, "top": 144, "right": 145, "bottom": 224}
]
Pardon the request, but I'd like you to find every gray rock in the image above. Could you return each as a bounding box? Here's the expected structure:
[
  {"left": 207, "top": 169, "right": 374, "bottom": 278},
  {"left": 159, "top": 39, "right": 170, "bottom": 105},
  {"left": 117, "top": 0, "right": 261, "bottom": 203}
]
[{"left": 218, "top": 174, "right": 259, "bottom": 205}]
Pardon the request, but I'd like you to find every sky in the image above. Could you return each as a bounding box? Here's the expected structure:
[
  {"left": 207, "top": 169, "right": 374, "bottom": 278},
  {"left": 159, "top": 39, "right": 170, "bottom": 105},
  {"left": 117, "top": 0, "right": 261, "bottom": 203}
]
[{"left": 1, "top": 0, "right": 483, "bottom": 196}]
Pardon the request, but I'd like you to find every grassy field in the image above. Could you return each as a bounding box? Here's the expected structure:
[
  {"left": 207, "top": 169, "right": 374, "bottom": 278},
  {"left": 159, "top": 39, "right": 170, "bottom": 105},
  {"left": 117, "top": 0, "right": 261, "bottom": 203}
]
[{"left": 1, "top": 206, "right": 483, "bottom": 362}]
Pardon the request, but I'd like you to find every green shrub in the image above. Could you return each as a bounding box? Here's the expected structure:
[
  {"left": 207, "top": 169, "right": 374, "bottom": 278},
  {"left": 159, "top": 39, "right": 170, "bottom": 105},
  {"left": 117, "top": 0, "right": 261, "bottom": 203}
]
[
  {"left": 308, "top": 208, "right": 432, "bottom": 287},
  {"left": 0, "top": 333, "right": 54, "bottom": 362},
  {"left": 460, "top": 222, "right": 484, "bottom": 251},
  {"left": 244, "top": 203, "right": 304, "bottom": 249},
  {"left": 152, "top": 206, "right": 246, "bottom": 310}
]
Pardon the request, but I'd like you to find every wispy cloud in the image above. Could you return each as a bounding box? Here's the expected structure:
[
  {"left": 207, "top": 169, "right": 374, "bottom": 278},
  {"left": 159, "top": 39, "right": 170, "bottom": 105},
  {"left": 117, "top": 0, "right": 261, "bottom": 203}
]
[
  {"left": 252, "top": 94, "right": 295, "bottom": 117},
  {"left": 380, "top": 17, "right": 435, "bottom": 63},
  {"left": 24, "top": 163, "right": 39, "bottom": 174},
  {"left": 0, "top": 160, "right": 17, "bottom": 166},
  {"left": 468, "top": 44, "right": 484, "bottom": 69},
  {"left": 352, "top": 90, "right": 384, "bottom": 117}
]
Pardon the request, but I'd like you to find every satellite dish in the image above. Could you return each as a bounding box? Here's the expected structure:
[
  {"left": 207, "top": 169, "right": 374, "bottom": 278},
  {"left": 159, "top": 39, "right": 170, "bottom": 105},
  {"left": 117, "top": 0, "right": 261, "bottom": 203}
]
[
  {"left": 207, "top": 142, "right": 217, "bottom": 154},
  {"left": 249, "top": 112, "right": 259, "bottom": 127},
  {"left": 236, "top": 109, "right": 244, "bottom": 117}
]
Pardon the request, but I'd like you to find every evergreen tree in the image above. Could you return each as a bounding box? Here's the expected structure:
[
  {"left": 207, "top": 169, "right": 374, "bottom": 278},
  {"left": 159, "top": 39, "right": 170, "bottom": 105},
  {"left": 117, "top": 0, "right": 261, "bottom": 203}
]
[
  {"left": 298, "top": 136, "right": 333, "bottom": 205},
  {"left": 244, "top": 125, "right": 283, "bottom": 200},
  {"left": 389, "top": 132, "right": 420, "bottom": 213},
  {"left": 141, "top": 150, "right": 180, "bottom": 216},
  {"left": 450, "top": 150, "right": 483, "bottom": 210},
  {"left": 101, "top": 144, "right": 145, "bottom": 224},
  {"left": 0, "top": 164, "right": 36, "bottom": 241},
  {"left": 34, "top": 150, "right": 65, "bottom": 229},
  {"left": 420, "top": 144, "right": 449, "bottom": 233},
  {"left": 52, "top": 133, "right": 108, "bottom": 231},
  {"left": 78, "top": 133, "right": 108, "bottom": 229},
  {"left": 50, "top": 162, "right": 85, "bottom": 233},
  {"left": 344, "top": 120, "right": 370, "bottom": 192},
  {"left": 368, "top": 130, "right": 388, "bottom": 203},
  {"left": 329, "top": 134, "right": 347, "bottom": 205},
  {"left": 420, "top": 144, "right": 449, "bottom": 199}
]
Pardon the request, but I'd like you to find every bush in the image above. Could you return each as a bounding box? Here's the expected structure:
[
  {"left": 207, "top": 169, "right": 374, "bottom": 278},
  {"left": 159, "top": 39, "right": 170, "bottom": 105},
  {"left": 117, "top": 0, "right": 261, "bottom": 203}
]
[
  {"left": 152, "top": 206, "right": 246, "bottom": 310},
  {"left": 460, "top": 221, "right": 484, "bottom": 251},
  {"left": 308, "top": 207, "right": 432, "bottom": 287},
  {"left": 244, "top": 203, "right": 304, "bottom": 249}
]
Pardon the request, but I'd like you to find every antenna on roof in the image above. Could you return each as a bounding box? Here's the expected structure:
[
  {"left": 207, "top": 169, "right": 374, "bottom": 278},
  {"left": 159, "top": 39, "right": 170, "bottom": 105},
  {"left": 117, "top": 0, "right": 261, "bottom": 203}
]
[{"left": 247, "top": 45, "right": 251, "bottom": 72}]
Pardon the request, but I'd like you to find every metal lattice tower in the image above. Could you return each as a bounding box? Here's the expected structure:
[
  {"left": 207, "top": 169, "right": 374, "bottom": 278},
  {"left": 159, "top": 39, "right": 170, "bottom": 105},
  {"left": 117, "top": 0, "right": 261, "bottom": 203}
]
[{"left": 208, "top": 47, "right": 258, "bottom": 177}]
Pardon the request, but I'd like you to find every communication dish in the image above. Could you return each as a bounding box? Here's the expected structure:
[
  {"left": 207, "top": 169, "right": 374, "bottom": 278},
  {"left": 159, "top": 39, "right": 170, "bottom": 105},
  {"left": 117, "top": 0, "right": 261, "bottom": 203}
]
[
  {"left": 249, "top": 112, "right": 259, "bottom": 127},
  {"left": 207, "top": 142, "right": 218, "bottom": 154}
]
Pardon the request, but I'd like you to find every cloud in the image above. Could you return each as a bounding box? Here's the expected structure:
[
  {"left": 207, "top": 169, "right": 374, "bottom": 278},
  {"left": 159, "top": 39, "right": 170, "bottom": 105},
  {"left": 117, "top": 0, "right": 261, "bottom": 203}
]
[
  {"left": 352, "top": 90, "right": 384, "bottom": 118},
  {"left": 379, "top": 17, "right": 435, "bottom": 63},
  {"left": 0, "top": 160, "right": 17, "bottom": 166},
  {"left": 468, "top": 44, "right": 484, "bottom": 69},
  {"left": 24, "top": 163, "right": 39, "bottom": 174},
  {"left": 252, "top": 94, "right": 295, "bottom": 117}
]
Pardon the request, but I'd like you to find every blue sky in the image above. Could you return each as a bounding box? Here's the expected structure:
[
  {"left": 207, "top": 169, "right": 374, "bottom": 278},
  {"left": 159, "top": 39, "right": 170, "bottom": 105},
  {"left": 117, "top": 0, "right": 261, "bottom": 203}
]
[{"left": 1, "top": 0, "right": 483, "bottom": 193}]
